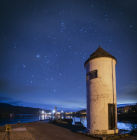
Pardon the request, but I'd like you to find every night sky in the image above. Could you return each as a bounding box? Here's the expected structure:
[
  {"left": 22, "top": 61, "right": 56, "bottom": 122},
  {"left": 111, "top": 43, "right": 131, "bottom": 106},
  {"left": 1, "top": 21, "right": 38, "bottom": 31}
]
[{"left": 0, "top": 0, "right": 137, "bottom": 110}]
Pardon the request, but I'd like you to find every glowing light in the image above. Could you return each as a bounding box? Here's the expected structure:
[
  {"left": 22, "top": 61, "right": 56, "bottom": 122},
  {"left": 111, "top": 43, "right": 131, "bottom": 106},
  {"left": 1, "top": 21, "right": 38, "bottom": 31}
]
[
  {"left": 41, "top": 110, "right": 45, "bottom": 114},
  {"left": 36, "top": 54, "right": 40, "bottom": 58}
]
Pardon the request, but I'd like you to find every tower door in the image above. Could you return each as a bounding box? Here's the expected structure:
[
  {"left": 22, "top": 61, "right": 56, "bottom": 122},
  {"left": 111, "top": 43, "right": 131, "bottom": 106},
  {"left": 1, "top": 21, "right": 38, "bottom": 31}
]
[{"left": 108, "top": 104, "right": 116, "bottom": 130}]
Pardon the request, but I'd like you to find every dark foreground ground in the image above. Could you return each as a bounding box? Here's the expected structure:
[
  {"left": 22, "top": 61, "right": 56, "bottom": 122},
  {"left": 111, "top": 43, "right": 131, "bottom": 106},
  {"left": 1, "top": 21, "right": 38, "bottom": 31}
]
[{"left": 0, "top": 121, "right": 137, "bottom": 140}]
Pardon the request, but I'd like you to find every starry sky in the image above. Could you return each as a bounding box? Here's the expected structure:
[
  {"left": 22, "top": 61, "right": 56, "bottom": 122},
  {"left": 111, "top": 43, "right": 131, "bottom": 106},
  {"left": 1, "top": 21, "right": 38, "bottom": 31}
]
[{"left": 0, "top": 0, "right": 137, "bottom": 110}]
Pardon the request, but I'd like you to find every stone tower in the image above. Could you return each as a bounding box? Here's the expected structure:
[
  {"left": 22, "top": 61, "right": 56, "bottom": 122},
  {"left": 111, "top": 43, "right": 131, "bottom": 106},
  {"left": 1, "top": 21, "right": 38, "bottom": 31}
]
[{"left": 84, "top": 47, "right": 118, "bottom": 134}]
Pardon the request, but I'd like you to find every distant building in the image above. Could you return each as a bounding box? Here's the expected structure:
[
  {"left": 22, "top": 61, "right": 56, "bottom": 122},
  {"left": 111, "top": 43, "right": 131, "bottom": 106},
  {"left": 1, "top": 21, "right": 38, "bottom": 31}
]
[
  {"left": 84, "top": 47, "right": 118, "bottom": 134},
  {"left": 117, "top": 104, "right": 137, "bottom": 114}
]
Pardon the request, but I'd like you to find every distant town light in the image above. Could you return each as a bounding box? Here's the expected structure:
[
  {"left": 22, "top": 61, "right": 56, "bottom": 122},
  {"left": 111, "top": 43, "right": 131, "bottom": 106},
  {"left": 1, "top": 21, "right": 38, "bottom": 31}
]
[
  {"left": 52, "top": 109, "right": 55, "bottom": 113},
  {"left": 41, "top": 110, "right": 45, "bottom": 114}
]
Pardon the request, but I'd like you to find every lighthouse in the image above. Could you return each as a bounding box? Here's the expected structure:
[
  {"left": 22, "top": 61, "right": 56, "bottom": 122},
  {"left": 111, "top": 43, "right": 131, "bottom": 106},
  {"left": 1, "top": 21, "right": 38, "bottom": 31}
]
[{"left": 84, "top": 47, "right": 118, "bottom": 134}]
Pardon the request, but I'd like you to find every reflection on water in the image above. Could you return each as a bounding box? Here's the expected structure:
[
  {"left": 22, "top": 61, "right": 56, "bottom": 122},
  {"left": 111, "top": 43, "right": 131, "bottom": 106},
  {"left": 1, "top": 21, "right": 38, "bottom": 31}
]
[
  {"left": 0, "top": 114, "right": 40, "bottom": 126},
  {"left": 71, "top": 117, "right": 137, "bottom": 131},
  {"left": 117, "top": 122, "right": 137, "bottom": 131},
  {"left": 0, "top": 114, "right": 137, "bottom": 132},
  {"left": 39, "top": 114, "right": 46, "bottom": 120},
  {"left": 39, "top": 114, "right": 52, "bottom": 121},
  {"left": 71, "top": 116, "right": 87, "bottom": 127}
]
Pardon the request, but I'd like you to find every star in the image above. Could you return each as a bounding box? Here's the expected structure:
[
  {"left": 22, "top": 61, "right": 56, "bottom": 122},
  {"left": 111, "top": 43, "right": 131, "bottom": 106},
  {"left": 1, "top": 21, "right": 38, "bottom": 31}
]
[
  {"left": 53, "top": 89, "right": 56, "bottom": 93},
  {"left": 104, "top": 13, "right": 108, "bottom": 17},
  {"left": 80, "top": 28, "right": 84, "bottom": 32},
  {"left": 60, "top": 21, "right": 65, "bottom": 32},
  {"left": 68, "top": 45, "right": 72, "bottom": 49},
  {"left": 50, "top": 77, "right": 54, "bottom": 81},
  {"left": 60, "top": 21, "right": 64, "bottom": 26},
  {"left": 129, "top": 25, "right": 133, "bottom": 28},
  {"left": 36, "top": 54, "right": 41, "bottom": 58},
  {"left": 108, "top": 40, "right": 112, "bottom": 43},
  {"left": 59, "top": 73, "right": 63, "bottom": 76},
  {"left": 14, "top": 43, "right": 17, "bottom": 49},
  {"left": 45, "top": 60, "right": 50, "bottom": 64},
  {"left": 74, "top": 52, "right": 78, "bottom": 55},
  {"left": 82, "top": 56, "right": 86, "bottom": 60},
  {"left": 22, "top": 64, "right": 26, "bottom": 68},
  {"left": 90, "top": 4, "right": 94, "bottom": 8}
]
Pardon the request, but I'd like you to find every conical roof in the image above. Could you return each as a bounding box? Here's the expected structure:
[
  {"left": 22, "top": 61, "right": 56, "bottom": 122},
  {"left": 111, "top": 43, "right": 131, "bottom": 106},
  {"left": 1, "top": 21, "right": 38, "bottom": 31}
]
[{"left": 84, "top": 47, "right": 117, "bottom": 66}]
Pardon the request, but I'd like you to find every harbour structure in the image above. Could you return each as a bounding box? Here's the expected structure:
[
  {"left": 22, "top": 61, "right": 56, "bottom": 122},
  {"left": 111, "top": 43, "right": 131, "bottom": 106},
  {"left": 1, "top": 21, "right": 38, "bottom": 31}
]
[{"left": 84, "top": 47, "right": 118, "bottom": 134}]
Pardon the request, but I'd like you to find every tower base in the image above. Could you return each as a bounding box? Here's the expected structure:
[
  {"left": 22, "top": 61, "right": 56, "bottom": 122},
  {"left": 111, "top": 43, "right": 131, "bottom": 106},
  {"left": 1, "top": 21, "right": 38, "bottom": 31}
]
[{"left": 89, "top": 129, "right": 118, "bottom": 135}]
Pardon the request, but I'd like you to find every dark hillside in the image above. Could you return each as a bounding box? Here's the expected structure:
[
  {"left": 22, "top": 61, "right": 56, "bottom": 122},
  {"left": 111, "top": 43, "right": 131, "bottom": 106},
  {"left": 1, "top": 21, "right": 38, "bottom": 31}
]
[{"left": 0, "top": 103, "right": 41, "bottom": 118}]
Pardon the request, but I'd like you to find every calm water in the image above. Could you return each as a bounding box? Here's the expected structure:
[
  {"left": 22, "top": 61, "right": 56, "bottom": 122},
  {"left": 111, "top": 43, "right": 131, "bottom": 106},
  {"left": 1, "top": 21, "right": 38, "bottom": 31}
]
[
  {"left": 71, "top": 116, "right": 137, "bottom": 131},
  {"left": 0, "top": 115, "right": 137, "bottom": 132},
  {"left": 0, "top": 114, "right": 40, "bottom": 126}
]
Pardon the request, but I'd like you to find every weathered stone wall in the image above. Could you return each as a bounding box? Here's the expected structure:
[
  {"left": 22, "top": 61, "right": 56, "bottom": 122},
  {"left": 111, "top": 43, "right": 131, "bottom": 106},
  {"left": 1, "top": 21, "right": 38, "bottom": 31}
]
[{"left": 86, "top": 57, "right": 118, "bottom": 134}]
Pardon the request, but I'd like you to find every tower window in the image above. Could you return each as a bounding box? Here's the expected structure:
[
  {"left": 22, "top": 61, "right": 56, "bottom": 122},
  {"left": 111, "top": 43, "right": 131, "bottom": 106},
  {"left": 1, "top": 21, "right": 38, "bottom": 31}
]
[{"left": 87, "top": 70, "right": 97, "bottom": 80}]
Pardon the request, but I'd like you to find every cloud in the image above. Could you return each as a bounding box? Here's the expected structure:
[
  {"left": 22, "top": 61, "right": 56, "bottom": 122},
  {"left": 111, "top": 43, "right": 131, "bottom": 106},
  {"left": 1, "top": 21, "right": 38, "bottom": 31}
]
[
  {"left": 0, "top": 96, "right": 12, "bottom": 102},
  {"left": 0, "top": 96, "right": 35, "bottom": 107},
  {"left": 118, "top": 82, "right": 137, "bottom": 103},
  {"left": 0, "top": 96, "right": 21, "bottom": 105}
]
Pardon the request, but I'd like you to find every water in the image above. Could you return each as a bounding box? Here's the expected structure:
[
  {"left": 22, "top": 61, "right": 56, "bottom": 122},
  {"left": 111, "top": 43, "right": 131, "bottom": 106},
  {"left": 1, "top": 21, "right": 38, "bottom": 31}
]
[
  {"left": 0, "top": 115, "right": 137, "bottom": 132},
  {"left": 0, "top": 114, "right": 46, "bottom": 126},
  {"left": 71, "top": 116, "right": 137, "bottom": 131}
]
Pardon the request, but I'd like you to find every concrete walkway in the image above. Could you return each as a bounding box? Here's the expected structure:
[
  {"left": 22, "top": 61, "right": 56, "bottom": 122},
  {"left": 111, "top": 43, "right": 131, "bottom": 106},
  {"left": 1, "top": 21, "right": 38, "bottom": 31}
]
[
  {"left": 0, "top": 122, "right": 137, "bottom": 140},
  {"left": 0, "top": 129, "right": 34, "bottom": 140},
  {"left": 26, "top": 122, "right": 97, "bottom": 140},
  {"left": 0, "top": 122, "right": 96, "bottom": 140}
]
